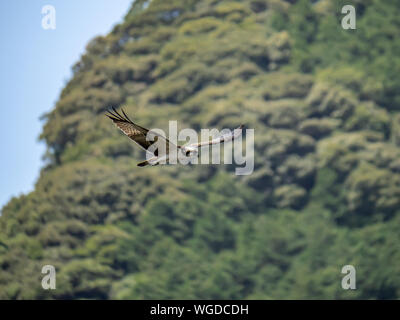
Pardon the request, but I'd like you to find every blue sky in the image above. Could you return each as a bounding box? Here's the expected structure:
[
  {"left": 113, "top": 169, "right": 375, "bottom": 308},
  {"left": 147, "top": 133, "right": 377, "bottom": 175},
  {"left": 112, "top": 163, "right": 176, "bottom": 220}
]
[{"left": 0, "top": 0, "right": 132, "bottom": 208}]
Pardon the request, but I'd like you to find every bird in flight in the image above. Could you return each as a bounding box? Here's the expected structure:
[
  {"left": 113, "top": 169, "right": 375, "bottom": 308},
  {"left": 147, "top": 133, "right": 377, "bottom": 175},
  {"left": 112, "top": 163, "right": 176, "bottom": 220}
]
[{"left": 106, "top": 107, "right": 244, "bottom": 167}]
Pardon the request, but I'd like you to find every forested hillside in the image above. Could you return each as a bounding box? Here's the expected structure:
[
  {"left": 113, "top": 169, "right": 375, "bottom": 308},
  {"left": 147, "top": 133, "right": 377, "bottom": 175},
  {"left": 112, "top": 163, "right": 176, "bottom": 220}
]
[{"left": 1, "top": 0, "right": 400, "bottom": 299}]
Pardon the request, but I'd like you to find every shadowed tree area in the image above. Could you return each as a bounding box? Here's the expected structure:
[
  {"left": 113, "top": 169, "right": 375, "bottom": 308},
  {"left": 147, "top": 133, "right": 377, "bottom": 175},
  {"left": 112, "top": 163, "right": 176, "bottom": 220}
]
[{"left": 1, "top": 0, "right": 400, "bottom": 299}]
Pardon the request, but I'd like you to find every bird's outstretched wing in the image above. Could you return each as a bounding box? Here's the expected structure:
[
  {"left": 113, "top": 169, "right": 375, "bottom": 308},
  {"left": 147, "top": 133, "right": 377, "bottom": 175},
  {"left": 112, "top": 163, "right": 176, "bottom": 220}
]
[
  {"left": 186, "top": 124, "right": 244, "bottom": 149},
  {"left": 106, "top": 107, "right": 177, "bottom": 156}
]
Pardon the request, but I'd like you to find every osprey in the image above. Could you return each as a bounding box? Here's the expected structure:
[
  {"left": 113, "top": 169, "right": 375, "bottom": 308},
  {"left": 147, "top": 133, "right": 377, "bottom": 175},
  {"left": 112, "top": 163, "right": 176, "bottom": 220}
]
[{"left": 106, "top": 107, "right": 244, "bottom": 167}]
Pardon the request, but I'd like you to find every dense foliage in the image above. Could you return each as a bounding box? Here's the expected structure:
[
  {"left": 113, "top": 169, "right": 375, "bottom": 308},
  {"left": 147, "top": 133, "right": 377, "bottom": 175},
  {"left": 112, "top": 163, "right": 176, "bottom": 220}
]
[{"left": 1, "top": 0, "right": 399, "bottom": 299}]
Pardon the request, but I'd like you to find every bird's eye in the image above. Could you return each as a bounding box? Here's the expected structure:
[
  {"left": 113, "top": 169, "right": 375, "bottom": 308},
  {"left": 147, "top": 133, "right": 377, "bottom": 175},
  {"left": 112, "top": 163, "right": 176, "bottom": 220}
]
[{"left": 185, "top": 150, "right": 191, "bottom": 157}]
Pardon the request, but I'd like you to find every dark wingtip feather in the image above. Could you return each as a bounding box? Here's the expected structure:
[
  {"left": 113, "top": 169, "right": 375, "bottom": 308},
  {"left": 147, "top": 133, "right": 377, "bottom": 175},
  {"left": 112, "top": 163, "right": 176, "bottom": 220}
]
[
  {"left": 105, "top": 111, "right": 120, "bottom": 122},
  {"left": 113, "top": 107, "right": 127, "bottom": 121},
  {"left": 121, "top": 108, "right": 133, "bottom": 123},
  {"left": 106, "top": 107, "right": 127, "bottom": 122}
]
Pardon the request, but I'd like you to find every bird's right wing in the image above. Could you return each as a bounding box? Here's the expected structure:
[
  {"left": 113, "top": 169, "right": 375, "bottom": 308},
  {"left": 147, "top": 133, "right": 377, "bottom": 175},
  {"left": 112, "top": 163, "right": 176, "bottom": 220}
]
[
  {"left": 186, "top": 125, "right": 244, "bottom": 149},
  {"left": 106, "top": 107, "right": 177, "bottom": 157}
]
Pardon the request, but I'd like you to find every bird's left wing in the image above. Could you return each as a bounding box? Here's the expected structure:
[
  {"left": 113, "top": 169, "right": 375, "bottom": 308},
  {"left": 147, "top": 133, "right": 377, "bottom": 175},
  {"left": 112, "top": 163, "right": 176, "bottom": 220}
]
[{"left": 106, "top": 107, "right": 177, "bottom": 157}]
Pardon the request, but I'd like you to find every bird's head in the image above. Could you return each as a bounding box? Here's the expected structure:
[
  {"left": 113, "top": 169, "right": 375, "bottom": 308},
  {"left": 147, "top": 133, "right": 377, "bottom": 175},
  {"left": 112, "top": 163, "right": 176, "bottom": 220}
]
[{"left": 183, "top": 147, "right": 198, "bottom": 158}]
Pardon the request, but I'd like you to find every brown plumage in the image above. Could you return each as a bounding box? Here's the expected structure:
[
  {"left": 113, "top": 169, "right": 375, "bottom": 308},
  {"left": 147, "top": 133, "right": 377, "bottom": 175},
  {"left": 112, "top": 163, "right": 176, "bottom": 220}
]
[{"left": 106, "top": 107, "right": 176, "bottom": 157}]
